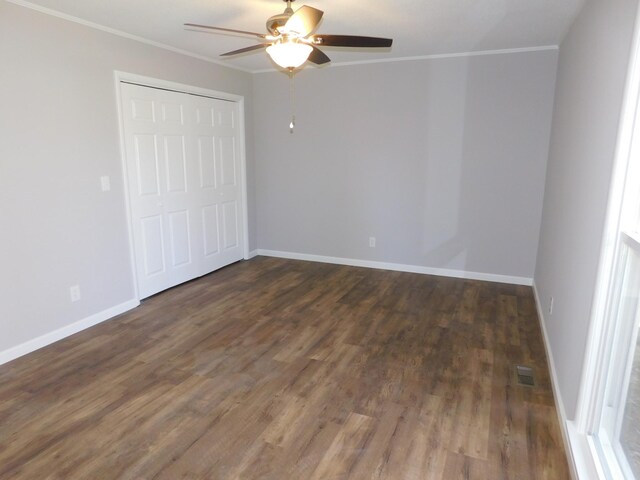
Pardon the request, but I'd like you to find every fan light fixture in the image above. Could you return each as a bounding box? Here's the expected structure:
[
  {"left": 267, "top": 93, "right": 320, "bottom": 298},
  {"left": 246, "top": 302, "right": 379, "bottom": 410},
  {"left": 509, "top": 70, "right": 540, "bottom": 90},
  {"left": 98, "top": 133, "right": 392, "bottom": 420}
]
[
  {"left": 266, "top": 39, "right": 313, "bottom": 69},
  {"left": 186, "top": 0, "right": 393, "bottom": 131}
]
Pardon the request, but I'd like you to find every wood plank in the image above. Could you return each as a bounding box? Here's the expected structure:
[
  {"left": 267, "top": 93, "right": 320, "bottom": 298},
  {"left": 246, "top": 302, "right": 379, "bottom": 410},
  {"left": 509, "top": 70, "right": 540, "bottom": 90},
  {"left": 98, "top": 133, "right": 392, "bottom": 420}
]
[
  {"left": 0, "top": 257, "right": 571, "bottom": 479},
  {"left": 309, "top": 412, "right": 375, "bottom": 480}
]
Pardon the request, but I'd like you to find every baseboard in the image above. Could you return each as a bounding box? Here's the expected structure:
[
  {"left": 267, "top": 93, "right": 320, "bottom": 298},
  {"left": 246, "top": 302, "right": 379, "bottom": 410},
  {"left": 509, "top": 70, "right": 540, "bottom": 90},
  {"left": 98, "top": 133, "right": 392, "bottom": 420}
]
[
  {"left": 532, "top": 281, "right": 579, "bottom": 479},
  {"left": 256, "top": 249, "right": 533, "bottom": 286},
  {"left": 246, "top": 249, "right": 259, "bottom": 259},
  {"left": 0, "top": 299, "right": 140, "bottom": 366}
]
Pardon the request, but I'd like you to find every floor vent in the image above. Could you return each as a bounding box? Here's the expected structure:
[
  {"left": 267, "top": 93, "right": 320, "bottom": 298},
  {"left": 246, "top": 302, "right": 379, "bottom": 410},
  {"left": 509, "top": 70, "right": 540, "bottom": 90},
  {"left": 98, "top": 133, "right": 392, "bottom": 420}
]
[{"left": 516, "top": 365, "right": 535, "bottom": 386}]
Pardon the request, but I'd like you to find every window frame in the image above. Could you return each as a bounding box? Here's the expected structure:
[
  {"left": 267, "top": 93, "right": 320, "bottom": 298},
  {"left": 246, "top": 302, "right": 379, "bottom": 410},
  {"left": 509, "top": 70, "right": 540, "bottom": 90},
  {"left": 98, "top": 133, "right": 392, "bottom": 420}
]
[{"left": 575, "top": 6, "right": 640, "bottom": 477}]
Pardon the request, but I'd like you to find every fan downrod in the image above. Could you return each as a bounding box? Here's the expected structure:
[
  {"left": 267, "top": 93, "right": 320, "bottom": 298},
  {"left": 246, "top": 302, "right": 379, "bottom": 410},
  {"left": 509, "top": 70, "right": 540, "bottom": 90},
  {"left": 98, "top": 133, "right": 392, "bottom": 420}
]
[{"left": 266, "top": 0, "right": 295, "bottom": 35}]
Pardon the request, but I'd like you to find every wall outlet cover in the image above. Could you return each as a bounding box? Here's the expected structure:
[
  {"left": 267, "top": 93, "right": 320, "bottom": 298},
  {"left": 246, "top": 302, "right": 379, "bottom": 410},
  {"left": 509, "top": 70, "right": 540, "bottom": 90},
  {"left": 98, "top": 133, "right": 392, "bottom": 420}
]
[{"left": 70, "top": 285, "right": 81, "bottom": 302}]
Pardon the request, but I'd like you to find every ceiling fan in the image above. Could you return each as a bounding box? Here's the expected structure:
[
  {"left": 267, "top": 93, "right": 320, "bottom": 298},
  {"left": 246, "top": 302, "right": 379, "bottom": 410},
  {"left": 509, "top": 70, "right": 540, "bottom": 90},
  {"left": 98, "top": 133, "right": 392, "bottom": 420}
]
[{"left": 185, "top": 0, "right": 393, "bottom": 70}]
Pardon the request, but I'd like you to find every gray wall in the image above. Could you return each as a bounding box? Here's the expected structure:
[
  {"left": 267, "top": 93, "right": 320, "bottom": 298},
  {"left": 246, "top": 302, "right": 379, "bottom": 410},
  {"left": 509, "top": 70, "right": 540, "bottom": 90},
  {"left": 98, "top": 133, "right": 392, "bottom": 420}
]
[
  {"left": 0, "top": 2, "right": 255, "bottom": 353},
  {"left": 254, "top": 51, "right": 558, "bottom": 279},
  {"left": 534, "top": 0, "right": 639, "bottom": 419}
]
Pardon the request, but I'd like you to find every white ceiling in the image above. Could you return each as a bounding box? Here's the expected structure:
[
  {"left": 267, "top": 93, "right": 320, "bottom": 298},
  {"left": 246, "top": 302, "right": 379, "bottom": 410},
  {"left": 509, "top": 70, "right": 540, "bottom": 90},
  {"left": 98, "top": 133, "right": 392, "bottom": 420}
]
[{"left": 13, "top": 0, "right": 585, "bottom": 72}]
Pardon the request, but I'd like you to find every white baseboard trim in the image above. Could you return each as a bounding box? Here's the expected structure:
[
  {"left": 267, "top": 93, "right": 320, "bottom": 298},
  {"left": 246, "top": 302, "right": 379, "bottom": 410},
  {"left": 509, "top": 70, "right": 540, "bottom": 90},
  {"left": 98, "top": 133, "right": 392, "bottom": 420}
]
[
  {"left": 256, "top": 249, "right": 533, "bottom": 286},
  {"left": 532, "top": 281, "right": 579, "bottom": 479},
  {"left": 0, "top": 299, "right": 140, "bottom": 366},
  {"left": 246, "top": 249, "right": 259, "bottom": 259}
]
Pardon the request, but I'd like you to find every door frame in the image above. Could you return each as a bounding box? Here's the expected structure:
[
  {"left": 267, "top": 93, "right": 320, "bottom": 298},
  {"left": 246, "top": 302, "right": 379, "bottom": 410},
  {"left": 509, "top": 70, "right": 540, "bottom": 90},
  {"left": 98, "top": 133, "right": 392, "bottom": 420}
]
[{"left": 114, "top": 71, "right": 250, "bottom": 301}]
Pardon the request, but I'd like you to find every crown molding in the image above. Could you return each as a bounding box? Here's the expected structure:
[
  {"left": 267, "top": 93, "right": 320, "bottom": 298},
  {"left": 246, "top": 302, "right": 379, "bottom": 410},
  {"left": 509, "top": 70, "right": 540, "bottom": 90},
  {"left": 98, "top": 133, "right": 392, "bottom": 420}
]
[
  {"left": 253, "top": 45, "right": 559, "bottom": 74},
  {"left": 6, "top": 0, "right": 252, "bottom": 73},
  {"left": 8, "top": 0, "right": 558, "bottom": 75}
]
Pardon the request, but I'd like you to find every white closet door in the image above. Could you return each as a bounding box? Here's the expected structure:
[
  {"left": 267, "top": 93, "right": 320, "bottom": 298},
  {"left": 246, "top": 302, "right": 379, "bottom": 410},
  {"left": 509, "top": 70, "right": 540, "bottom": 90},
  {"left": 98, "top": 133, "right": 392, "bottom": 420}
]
[
  {"left": 120, "top": 83, "right": 244, "bottom": 299},
  {"left": 192, "top": 96, "right": 245, "bottom": 273}
]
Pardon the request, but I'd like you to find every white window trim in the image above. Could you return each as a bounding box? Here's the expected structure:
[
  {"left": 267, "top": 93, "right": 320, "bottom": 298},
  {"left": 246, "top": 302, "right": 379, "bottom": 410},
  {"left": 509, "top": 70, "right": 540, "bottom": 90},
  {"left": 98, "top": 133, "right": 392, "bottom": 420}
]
[{"left": 571, "top": 4, "right": 640, "bottom": 478}]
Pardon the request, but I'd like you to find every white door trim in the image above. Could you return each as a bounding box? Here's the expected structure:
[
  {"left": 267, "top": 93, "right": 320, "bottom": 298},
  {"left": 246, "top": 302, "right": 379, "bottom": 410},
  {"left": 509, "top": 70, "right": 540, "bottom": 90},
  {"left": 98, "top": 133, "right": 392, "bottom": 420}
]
[{"left": 113, "top": 71, "right": 250, "bottom": 301}]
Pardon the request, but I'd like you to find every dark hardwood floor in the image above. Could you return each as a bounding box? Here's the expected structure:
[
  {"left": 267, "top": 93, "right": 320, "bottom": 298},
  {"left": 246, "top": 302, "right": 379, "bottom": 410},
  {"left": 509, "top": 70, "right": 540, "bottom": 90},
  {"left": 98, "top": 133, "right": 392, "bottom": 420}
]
[{"left": 0, "top": 257, "right": 570, "bottom": 479}]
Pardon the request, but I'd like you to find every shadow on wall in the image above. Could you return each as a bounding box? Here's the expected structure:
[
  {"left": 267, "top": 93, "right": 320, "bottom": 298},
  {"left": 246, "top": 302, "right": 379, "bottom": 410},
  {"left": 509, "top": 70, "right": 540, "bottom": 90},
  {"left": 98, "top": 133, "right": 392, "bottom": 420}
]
[{"left": 419, "top": 3, "right": 553, "bottom": 277}]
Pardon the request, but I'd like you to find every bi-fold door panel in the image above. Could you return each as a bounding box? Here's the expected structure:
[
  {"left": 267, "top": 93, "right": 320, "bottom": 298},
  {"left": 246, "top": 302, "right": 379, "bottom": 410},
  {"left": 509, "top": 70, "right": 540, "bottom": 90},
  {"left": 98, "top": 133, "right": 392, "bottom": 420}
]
[
  {"left": 121, "top": 83, "right": 244, "bottom": 299},
  {"left": 202, "top": 204, "right": 220, "bottom": 257},
  {"left": 163, "top": 136, "right": 187, "bottom": 193},
  {"left": 222, "top": 201, "right": 239, "bottom": 250},
  {"left": 191, "top": 97, "right": 244, "bottom": 274},
  {"left": 197, "top": 136, "right": 217, "bottom": 189},
  {"left": 133, "top": 134, "right": 160, "bottom": 197},
  {"left": 140, "top": 215, "right": 165, "bottom": 277}
]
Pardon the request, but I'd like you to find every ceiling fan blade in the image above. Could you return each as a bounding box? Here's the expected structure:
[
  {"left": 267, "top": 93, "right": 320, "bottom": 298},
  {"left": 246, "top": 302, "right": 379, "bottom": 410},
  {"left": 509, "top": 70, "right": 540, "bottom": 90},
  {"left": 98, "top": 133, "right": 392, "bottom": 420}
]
[
  {"left": 184, "top": 23, "right": 266, "bottom": 39},
  {"left": 311, "top": 35, "right": 393, "bottom": 48},
  {"left": 281, "top": 5, "right": 323, "bottom": 36},
  {"left": 308, "top": 46, "right": 330, "bottom": 65},
  {"left": 220, "top": 44, "right": 269, "bottom": 57}
]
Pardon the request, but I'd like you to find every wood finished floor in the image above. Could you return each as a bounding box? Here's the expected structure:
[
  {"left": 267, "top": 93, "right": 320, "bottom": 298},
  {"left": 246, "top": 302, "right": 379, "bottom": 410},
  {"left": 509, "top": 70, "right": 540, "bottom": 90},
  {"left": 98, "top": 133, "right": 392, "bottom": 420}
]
[{"left": 0, "top": 257, "right": 570, "bottom": 479}]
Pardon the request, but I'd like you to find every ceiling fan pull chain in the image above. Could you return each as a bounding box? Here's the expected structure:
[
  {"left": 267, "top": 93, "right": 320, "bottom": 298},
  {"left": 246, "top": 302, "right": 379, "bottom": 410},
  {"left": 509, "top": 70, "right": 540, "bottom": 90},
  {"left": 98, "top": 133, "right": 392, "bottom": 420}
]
[{"left": 289, "top": 69, "right": 296, "bottom": 133}]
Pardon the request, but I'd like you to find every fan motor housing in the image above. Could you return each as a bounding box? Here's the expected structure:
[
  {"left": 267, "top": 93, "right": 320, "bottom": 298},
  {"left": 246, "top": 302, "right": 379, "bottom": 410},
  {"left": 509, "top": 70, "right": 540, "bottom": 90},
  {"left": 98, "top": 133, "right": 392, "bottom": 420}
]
[
  {"left": 266, "top": 13, "right": 291, "bottom": 35},
  {"left": 267, "top": 0, "right": 294, "bottom": 35}
]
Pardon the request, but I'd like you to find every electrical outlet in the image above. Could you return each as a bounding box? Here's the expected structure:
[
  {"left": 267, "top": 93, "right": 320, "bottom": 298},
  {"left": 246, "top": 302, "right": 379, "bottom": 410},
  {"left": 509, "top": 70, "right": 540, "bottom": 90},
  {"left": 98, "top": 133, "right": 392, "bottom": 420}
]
[
  {"left": 70, "top": 285, "right": 81, "bottom": 303},
  {"left": 100, "top": 175, "right": 111, "bottom": 192},
  {"left": 548, "top": 296, "right": 554, "bottom": 315},
  {"left": 369, "top": 237, "right": 376, "bottom": 248}
]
